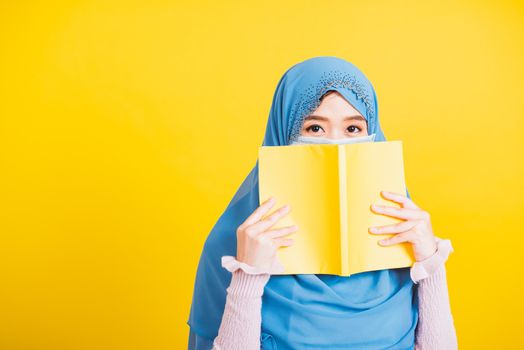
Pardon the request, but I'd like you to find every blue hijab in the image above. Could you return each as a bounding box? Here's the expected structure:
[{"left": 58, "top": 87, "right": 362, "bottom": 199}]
[{"left": 187, "top": 56, "right": 418, "bottom": 350}]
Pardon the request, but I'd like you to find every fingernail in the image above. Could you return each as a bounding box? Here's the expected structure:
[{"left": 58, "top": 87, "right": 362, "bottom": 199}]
[{"left": 369, "top": 227, "right": 377, "bottom": 233}]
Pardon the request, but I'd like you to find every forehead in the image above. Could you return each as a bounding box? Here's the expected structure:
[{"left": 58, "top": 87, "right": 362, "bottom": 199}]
[
  {"left": 318, "top": 91, "right": 363, "bottom": 112},
  {"left": 305, "top": 91, "right": 366, "bottom": 122},
  {"left": 304, "top": 114, "right": 367, "bottom": 122}
]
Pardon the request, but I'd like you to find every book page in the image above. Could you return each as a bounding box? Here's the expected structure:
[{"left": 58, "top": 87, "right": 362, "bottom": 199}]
[
  {"left": 258, "top": 144, "right": 341, "bottom": 274},
  {"left": 345, "top": 141, "right": 415, "bottom": 275}
]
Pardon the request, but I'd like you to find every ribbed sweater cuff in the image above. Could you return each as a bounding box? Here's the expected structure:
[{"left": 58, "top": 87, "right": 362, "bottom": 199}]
[
  {"left": 410, "top": 238, "right": 453, "bottom": 284},
  {"left": 226, "top": 270, "right": 270, "bottom": 298}
]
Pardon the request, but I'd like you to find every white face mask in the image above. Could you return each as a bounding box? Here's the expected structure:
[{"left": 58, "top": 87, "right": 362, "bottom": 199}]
[{"left": 289, "top": 133, "right": 376, "bottom": 145}]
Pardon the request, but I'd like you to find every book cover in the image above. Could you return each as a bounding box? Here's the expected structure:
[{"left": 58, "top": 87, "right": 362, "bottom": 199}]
[{"left": 258, "top": 140, "right": 415, "bottom": 276}]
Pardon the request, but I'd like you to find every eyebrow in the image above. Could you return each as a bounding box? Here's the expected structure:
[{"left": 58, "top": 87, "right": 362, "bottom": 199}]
[{"left": 304, "top": 114, "right": 367, "bottom": 122}]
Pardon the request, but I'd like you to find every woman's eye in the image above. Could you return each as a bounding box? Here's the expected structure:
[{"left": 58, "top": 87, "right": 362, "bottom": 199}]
[
  {"left": 347, "top": 125, "right": 362, "bottom": 133},
  {"left": 306, "top": 125, "right": 324, "bottom": 133}
]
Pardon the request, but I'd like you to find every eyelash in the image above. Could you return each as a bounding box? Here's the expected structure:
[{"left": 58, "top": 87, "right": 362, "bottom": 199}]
[{"left": 305, "top": 124, "right": 362, "bottom": 133}]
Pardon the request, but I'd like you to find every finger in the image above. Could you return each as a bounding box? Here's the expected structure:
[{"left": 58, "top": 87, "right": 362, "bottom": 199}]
[
  {"left": 370, "top": 204, "right": 425, "bottom": 221},
  {"left": 242, "top": 196, "right": 276, "bottom": 227},
  {"left": 378, "top": 230, "right": 416, "bottom": 246},
  {"left": 274, "top": 237, "right": 294, "bottom": 247},
  {"left": 247, "top": 204, "right": 292, "bottom": 234},
  {"left": 381, "top": 191, "right": 419, "bottom": 209},
  {"left": 369, "top": 220, "right": 418, "bottom": 234},
  {"left": 264, "top": 224, "right": 299, "bottom": 239}
]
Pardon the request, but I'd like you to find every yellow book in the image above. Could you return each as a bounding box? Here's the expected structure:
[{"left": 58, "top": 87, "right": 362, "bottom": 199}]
[{"left": 258, "top": 140, "right": 415, "bottom": 276}]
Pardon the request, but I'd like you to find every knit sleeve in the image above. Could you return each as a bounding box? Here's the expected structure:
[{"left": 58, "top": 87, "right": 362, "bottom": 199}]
[
  {"left": 413, "top": 238, "right": 458, "bottom": 350},
  {"left": 211, "top": 257, "right": 273, "bottom": 350},
  {"left": 410, "top": 238, "right": 453, "bottom": 284}
]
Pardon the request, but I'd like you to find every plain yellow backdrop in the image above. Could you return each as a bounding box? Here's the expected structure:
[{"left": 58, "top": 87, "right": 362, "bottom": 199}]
[{"left": 1, "top": 0, "right": 523, "bottom": 349}]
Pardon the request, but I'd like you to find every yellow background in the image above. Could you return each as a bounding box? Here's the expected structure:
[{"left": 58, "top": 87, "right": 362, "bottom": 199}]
[{"left": 1, "top": 0, "right": 523, "bottom": 349}]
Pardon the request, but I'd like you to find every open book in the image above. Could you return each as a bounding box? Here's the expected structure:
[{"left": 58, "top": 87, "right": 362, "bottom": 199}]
[{"left": 258, "top": 140, "right": 415, "bottom": 276}]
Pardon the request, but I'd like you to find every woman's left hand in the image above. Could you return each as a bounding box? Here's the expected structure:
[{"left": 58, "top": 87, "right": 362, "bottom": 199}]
[{"left": 369, "top": 190, "right": 437, "bottom": 262}]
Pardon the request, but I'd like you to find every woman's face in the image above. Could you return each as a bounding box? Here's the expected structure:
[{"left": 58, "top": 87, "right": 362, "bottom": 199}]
[{"left": 300, "top": 91, "right": 368, "bottom": 139}]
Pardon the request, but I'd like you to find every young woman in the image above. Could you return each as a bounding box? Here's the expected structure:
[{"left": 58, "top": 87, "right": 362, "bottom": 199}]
[{"left": 187, "top": 56, "right": 457, "bottom": 350}]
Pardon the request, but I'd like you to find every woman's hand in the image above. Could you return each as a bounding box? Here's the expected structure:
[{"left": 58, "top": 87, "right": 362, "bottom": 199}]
[
  {"left": 236, "top": 196, "right": 299, "bottom": 271},
  {"left": 368, "top": 190, "right": 437, "bottom": 262}
]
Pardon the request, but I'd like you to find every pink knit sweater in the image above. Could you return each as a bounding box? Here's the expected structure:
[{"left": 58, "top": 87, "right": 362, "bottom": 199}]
[{"left": 212, "top": 238, "right": 457, "bottom": 350}]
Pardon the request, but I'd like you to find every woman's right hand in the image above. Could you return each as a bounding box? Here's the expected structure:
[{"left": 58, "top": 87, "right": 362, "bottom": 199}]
[{"left": 236, "top": 196, "right": 299, "bottom": 272}]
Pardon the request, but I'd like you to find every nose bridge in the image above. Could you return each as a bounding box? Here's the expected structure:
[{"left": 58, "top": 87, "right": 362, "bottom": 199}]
[
  {"left": 329, "top": 123, "right": 345, "bottom": 139},
  {"left": 327, "top": 116, "right": 346, "bottom": 139}
]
